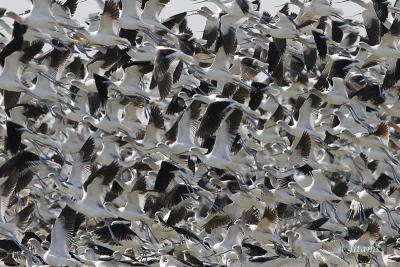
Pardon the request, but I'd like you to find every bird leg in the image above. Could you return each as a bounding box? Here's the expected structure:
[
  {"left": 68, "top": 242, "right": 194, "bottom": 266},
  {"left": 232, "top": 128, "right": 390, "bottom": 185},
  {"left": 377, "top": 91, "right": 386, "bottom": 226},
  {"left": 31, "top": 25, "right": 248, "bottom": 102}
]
[
  {"left": 20, "top": 87, "right": 46, "bottom": 103},
  {"left": 381, "top": 205, "right": 400, "bottom": 231},
  {"left": 239, "top": 138, "right": 261, "bottom": 171},
  {"left": 320, "top": 202, "right": 328, "bottom": 217},
  {"left": 38, "top": 72, "right": 65, "bottom": 88},
  {"left": 387, "top": 160, "right": 400, "bottom": 185},
  {"left": 344, "top": 104, "right": 364, "bottom": 123},
  {"left": 34, "top": 172, "right": 48, "bottom": 191},
  {"left": 74, "top": 44, "right": 93, "bottom": 59},
  {"left": 57, "top": 99, "right": 79, "bottom": 112},
  {"left": 145, "top": 223, "right": 160, "bottom": 247},
  {"left": 352, "top": 253, "right": 362, "bottom": 267},
  {"left": 371, "top": 255, "right": 381, "bottom": 267},
  {"left": 104, "top": 219, "right": 120, "bottom": 245},
  {"left": 8, "top": 234, "right": 41, "bottom": 264},
  {"left": 144, "top": 98, "right": 151, "bottom": 119},
  {"left": 232, "top": 170, "right": 247, "bottom": 188},
  {"left": 32, "top": 139, "right": 71, "bottom": 165},
  {"left": 384, "top": 151, "right": 399, "bottom": 166},
  {"left": 326, "top": 201, "right": 343, "bottom": 224},
  {"left": 142, "top": 29, "right": 170, "bottom": 46},
  {"left": 176, "top": 175, "right": 197, "bottom": 199},
  {"left": 340, "top": 244, "right": 349, "bottom": 263},
  {"left": 27, "top": 140, "right": 52, "bottom": 163},
  {"left": 179, "top": 235, "right": 186, "bottom": 244},
  {"left": 48, "top": 103, "right": 63, "bottom": 119}
]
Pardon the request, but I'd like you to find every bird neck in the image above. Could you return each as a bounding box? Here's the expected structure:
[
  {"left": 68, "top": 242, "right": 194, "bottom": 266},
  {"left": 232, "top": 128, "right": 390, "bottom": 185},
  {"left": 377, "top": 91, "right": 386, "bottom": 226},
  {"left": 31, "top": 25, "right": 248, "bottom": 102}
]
[
  {"left": 70, "top": 79, "right": 86, "bottom": 89},
  {"left": 193, "top": 94, "right": 209, "bottom": 103},
  {"left": 286, "top": 232, "right": 298, "bottom": 246},
  {"left": 291, "top": 183, "right": 305, "bottom": 195},
  {"left": 7, "top": 12, "right": 23, "bottom": 24},
  {"left": 210, "top": 0, "right": 228, "bottom": 12},
  {"left": 279, "top": 120, "right": 292, "bottom": 132},
  {"left": 104, "top": 202, "right": 119, "bottom": 215},
  {"left": 126, "top": 192, "right": 141, "bottom": 209},
  {"left": 310, "top": 89, "right": 326, "bottom": 100},
  {"left": 120, "top": 0, "right": 139, "bottom": 18},
  {"left": 84, "top": 249, "right": 97, "bottom": 261},
  {"left": 193, "top": 149, "right": 206, "bottom": 162},
  {"left": 73, "top": 29, "right": 90, "bottom": 45},
  {"left": 31, "top": 241, "right": 46, "bottom": 257},
  {"left": 63, "top": 200, "right": 78, "bottom": 213},
  {"left": 352, "top": 0, "right": 369, "bottom": 8},
  {"left": 223, "top": 225, "right": 243, "bottom": 246},
  {"left": 85, "top": 116, "right": 98, "bottom": 126},
  {"left": 291, "top": 0, "right": 304, "bottom": 8},
  {"left": 123, "top": 106, "right": 140, "bottom": 121},
  {"left": 3, "top": 53, "right": 22, "bottom": 77}
]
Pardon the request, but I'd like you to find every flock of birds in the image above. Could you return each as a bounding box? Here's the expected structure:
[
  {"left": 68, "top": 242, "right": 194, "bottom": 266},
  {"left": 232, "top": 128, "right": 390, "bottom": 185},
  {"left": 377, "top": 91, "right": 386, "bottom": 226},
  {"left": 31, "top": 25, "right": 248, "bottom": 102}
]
[{"left": 2, "top": 0, "right": 400, "bottom": 266}]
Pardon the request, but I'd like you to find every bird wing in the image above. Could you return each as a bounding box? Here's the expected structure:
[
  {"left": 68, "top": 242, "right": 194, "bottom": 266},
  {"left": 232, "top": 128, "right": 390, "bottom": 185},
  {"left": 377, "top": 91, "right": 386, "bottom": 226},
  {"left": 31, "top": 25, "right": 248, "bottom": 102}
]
[
  {"left": 48, "top": 205, "right": 77, "bottom": 257},
  {"left": 83, "top": 161, "right": 119, "bottom": 203},
  {"left": 210, "top": 47, "right": 230, "bottom": 72},
  {"left": 13, "top": 203, "right": 35, "bottom": 230},
  {"left": 63, "top": 0, "right": 78, "bottom": 17},
  {"left": 210, "top": 109, "right": 241, "bottom": 160},
  {"left": 0, "top": 169, "right": 19, "bottom": 221},
  {"left": 68, "top": 137, "right": 95, "bottom": 186},
  {"left": 202, "top": 17, "right": 219, "bottom": 48},
  {"left": 30, "top": 0, "right": 54, "bottom": 17},
  {"left": 154, "top": 161, "right": 179, "bottom": 192},
  {"left": 196, "top": 101, "right": 233, "bottom": 139},
  {"left": 98, "top": 0, "right": 120, "bottom": 35},
  {"left": 297, "top": 97, "right": 314, "bottom": 130}
]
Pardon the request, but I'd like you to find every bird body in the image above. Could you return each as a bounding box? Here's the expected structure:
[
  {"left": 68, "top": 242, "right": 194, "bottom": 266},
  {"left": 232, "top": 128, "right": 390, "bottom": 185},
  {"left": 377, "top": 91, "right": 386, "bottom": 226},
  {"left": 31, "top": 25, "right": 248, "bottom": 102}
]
[{"left": 0, "top": 1, "right": 399, "bottom": 266}]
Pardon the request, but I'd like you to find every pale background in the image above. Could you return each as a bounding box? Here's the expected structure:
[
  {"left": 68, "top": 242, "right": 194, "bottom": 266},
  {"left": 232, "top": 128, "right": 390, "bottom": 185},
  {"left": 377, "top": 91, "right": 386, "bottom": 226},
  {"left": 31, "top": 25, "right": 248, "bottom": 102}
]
[{"left": 0, "top": 0, "right": 372, "bottom": 36}]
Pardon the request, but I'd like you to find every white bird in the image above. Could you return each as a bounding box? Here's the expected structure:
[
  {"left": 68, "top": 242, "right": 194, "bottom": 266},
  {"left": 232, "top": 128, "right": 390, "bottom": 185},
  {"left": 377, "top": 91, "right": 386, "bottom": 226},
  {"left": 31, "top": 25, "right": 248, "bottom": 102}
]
[
  {"left": 76, "top": 0, "right": 131, "bottom": 48},
  {"left": 43, "top": 205, "right": 81, "bottom": 267}
]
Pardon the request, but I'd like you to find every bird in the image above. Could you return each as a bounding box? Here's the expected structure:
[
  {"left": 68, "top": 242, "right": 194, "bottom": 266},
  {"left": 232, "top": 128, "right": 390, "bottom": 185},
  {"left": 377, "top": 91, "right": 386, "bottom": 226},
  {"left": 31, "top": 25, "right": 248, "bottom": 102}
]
[
  {"left": 0, "top": 0, "right": 399, "bottom": 266},
  {"left": 75, "top": 0, "right": 132, "bottom": 48},
  {"left": 43, "top": 205, "right": 82, "bottom": 267}
]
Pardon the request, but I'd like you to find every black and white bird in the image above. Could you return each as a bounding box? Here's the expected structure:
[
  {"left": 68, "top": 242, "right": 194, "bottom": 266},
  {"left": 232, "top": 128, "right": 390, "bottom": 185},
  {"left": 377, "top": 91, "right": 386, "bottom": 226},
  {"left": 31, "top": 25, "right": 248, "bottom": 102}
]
[{"left": 0, "top": 0, "right": 398, "bottom": 266}]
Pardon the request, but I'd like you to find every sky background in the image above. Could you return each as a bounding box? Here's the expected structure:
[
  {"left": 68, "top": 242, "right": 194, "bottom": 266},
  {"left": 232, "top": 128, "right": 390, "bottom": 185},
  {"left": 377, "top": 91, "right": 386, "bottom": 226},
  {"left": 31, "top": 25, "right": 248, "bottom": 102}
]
[
  {"left": 1, "top": 0, "right": 399, "bottom": 41},
  {"left": 0, "top": 0, "right": 370, "bottom": 36}
]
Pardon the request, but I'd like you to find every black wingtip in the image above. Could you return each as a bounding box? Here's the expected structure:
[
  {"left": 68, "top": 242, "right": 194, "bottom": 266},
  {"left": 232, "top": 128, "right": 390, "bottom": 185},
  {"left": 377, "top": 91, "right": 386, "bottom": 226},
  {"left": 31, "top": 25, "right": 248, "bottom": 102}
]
[{"left": 93, "top": 73, "right": 111, "bottom": 107}]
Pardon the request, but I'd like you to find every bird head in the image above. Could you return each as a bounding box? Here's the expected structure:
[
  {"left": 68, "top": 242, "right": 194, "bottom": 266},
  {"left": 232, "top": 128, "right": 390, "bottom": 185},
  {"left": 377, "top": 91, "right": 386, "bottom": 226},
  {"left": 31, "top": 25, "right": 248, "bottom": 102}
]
[
  {"left": 41, "top": 240, "right": 50, "bottom": 249},
  {"left": 79, "top": 235, "right": 91, "bottom": 243},
  {"left": 27, "top": 238, "right": 41, "bottom": 248},
  {"left": 256, "top": 183, "right": 267, "bottom": 190},
  {"left": 103, "top": 201, "right": 117, "bottom": 212},
  {"left": 156, "top": 142, "right": 169, "bottom": 149},
  {"left": 59, "top": 195, "right": 72, "bottom": 204},
  {"left": 124, "top": 248, "right": 135, "bottom": 258},
  {"left": 345, "top": 191, "right": 359, "bottom": 200},
  {"left": 358, "top": 42, "right": 372, "bottom": 52},
  {"left": 4, "top": 11, "right": 20, "bottom": 21},
  {"left": 287, "top": 181, "right": 297, "bottom": 190},
  {"left": 113, "top": 251, "right": 122, "bottom": 260},
  {"left": 284, "top": 230, "right": 297, "bottom": 238},
  {"left": 82, "top": 115, "right": 96, "bottom": 124},
  {"left": 188, "top": 146, "right": 203, "bottom": 156},
  {"left": 232, "top": 244, "right": 242, "bottom": 254}
]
